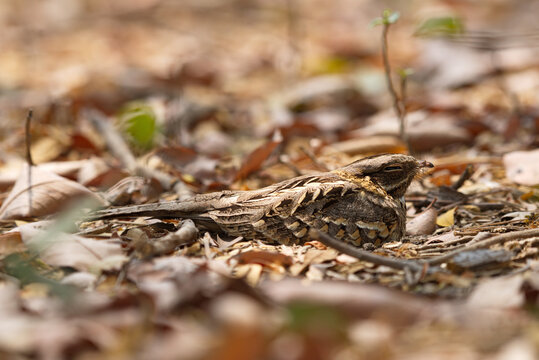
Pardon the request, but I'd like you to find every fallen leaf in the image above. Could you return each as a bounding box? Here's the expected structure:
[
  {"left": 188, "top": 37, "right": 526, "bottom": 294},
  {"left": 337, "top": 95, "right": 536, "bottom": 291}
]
[
  {"left": 467, "top": 275, "right": 525, "bottom": 309},
  {"left": 0, "top": 160, "right": 89, "bottom": 190},
  {"left": 235, "top": 130, "right": 283, "bottom": 181},
  {"left": 0, "top": 231, "right": 27, "bottom": 256},
  {"left": 233, "top": 250, "right": 294, "bottom": 268},
  {"left": 30, "top": 136, "right": 67, "bottom": 164},
  {"left": 0, "top": 164, "right": 106, "bottom": 220},
  {"left": 503, "top": 149, "right": 539, "bottom": 186},
  {"left": 436, "top": 207, "right": 456, "bottom": 227},
  {"left": 289, "top": 248, "right": 338, "bottom": 276},
  {"left": 406, "top": 206, "right": 438, "bottom": 235},
  {"left": 104, "top": 176, "right": 162, "bottom": 205},
  {"left": 25, "top": 232, "right": 127, "bottom": 273}
]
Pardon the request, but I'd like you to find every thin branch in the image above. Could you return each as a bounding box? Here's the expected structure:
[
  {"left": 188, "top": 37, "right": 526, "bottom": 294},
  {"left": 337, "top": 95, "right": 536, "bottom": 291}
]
[
  {"left": 426, "top": 228, "right": 539, "bottom": 265},
  {"left": 451, "top": 164, "right": 474, "bottom": 190},
  {"left": 25, "top": 110, "right": 34, "bottom": 166},
  {"left": 381, "top": 25, "right": 401, "bottom": 118},
  {"left": 299, "top": 145, "right": 329, "bottom": 171},
  {"left": 310, "top": 229, "right": 425, "bottom": 273},
  {"left": 25, "top": 109, "right": 34, "bottom": 214},
  {"left": 398, "top": 73, "right": 410, "bottom": 151}
]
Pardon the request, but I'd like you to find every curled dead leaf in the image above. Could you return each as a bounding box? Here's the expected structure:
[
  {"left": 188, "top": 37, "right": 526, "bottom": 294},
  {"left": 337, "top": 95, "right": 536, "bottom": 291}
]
[
  {"left": 406, "top": 206, "right": 438, "bottom": 235},
  {"left": 0, "top": 164, "right": 106, "bottom": 220}
]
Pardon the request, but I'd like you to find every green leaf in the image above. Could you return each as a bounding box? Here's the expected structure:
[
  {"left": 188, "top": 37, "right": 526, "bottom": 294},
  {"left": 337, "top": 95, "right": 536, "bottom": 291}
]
[
  {"left": 118, "top": 102, "right": 157, "bottom": 149},
  {"left": 370, "top": 9, "right": 400, "bottom": 27},
  {"left": 415, "top": 16, "right": 465, "bottom": 37},
  {"left": 369, "top": 17, "right": 384, "bottom": 28},
  {"left": 386, "top": 11, "right": 400, "bottom": 24},
  {"left": 397, "top": 68, "right": 414, "bottom": 79}
]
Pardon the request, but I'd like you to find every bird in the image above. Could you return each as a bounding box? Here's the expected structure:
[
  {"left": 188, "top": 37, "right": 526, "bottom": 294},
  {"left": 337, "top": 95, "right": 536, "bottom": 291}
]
[{"left": 91, "top": 154, "right": 433, "bottom": 248}]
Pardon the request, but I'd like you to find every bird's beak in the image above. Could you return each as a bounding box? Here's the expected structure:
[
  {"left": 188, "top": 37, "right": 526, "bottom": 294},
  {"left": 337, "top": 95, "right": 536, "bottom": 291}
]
[
  {"left": 419, "top": 160, "right": 434, "bottom": 169},
  {"left": 416, "top": 160, "right": 434, "bottom": 178}
]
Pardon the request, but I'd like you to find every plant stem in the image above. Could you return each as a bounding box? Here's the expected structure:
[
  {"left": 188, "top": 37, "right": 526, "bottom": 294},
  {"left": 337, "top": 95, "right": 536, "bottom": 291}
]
[{"left": 381, "top": 24, "right": 411, "bottom": 153}]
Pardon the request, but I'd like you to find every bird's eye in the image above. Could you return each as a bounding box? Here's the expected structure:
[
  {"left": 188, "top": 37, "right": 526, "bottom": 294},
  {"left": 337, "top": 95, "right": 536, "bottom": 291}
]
[{"left": 384, "top": 165, "right": 403, "bottom": 171}]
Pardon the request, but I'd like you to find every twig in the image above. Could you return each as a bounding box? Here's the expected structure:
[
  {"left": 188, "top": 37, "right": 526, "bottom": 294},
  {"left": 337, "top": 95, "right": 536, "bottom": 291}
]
[
  {"left": 451, "top": 164, "right": 474, "bottom": 190},
  {"left": 426, "top": 228, "right": 539, "bottom": 265},
  {"left": 278, "top": 155, "right": 302, "bottom": 176},
  {"left": 299, "top": 145, "right": 329, "bottom": 171},
  {"left": 397, "top": 72, "right": 409, "bottom": 152},
  {"left": 25, "top": 110, "right": 34, "bottom": 213},
  {"left": 311, "top": 229, "right": 426, "bottom": 274},
  {"left": 415, "top": 235, "right": 473, "bottom": 250},
  {"left": 25, "top": 110, "right": 34, "bottom": 166}
]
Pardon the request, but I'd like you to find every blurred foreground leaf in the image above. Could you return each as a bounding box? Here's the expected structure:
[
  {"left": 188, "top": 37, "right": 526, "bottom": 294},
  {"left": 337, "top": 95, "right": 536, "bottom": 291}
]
[
  {"left": 2, "top": 253, "right": 75, "bottom": 300},
  {"left": 415, "top": 16, "right": 465, "bottom": 37}
]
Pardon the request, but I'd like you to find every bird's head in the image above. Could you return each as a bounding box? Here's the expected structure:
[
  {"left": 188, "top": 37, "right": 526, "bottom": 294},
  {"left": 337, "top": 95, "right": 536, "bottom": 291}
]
[{"left": 339, "top": 154, "right": 434, "bottom": 199}]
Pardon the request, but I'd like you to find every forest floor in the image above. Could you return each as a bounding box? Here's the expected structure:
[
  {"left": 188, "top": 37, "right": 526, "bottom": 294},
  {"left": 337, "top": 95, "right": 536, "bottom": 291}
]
[{"left": 0, "top": 1, "right": 538, "bottom": 359}]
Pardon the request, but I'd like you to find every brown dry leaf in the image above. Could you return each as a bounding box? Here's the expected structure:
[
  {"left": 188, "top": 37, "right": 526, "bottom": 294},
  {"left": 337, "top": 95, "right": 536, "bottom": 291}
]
[
  {"left": 26, "top": 232, "right": 127, "bottom": 273},
  {"left": 436, "top": 207, "right": 456, "bottom": 227},
  {"left": 30, "top": 136, "right": 68, "bottom": 164},
  {"left": 234, "top": 130, "right": 283, "bottom": 181},
  {"left": 0, "top": 164, "right": 106, "bottom": 220},
  {"left": 0, "top": 231, "right": 27, "bottom": 256},
  {"left": 503, "top": 149, "right": 539, "bottom": 186},
  {"left": 406, "top": 206, "right": 438, "bottom": 235},
  {"left": 467, "top": 275, "right": 525, "bottom": 309},
  {"left": 234, "top": 250, "right": 293, "bottom": 268},
  {"left": 289, "top": 248, "right": 338, "bottom": 276},
  {"left": 76, "top": 157, "right": 112, "bottom": 185},
  {"left": 104, "top": 176, "right": 162, "bottom": 206},
  {"left": 0, "top": 160, "right": 89, "bottom": 190}
]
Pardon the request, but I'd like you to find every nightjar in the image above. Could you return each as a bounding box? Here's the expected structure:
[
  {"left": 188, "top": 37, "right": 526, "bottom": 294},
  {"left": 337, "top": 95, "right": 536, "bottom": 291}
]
[{"left": 92, "top": 154, "right": 433, "bottom": 247}]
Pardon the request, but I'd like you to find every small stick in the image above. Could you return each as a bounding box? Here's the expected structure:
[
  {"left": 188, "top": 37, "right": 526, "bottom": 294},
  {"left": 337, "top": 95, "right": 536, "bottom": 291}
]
[
  {"left": 25, "top": 110, "right": 34, "bottom": 213},
  {"left": 398, "top": 72, "right": 410, "bottom": 152},
  {"left": 299, "top": 145, "right": 329, "bottom": 171},
  {"left": 278, "top": 154, "right": 302, "bottom": 176},
  {"left": 311, "top": 229, "right": 425, "bottom": 273},
  {"left": 426, "top": 228, "right": 539, "bottom": 265},
  {"left": 451, "top": 164, "right": 474, "bottom": 190},
  {"left": 416, "top": 235, "right": 473, "bottom": 250},
  {"left": 25, "top": 110, "right": 34, "bottom": 166}
]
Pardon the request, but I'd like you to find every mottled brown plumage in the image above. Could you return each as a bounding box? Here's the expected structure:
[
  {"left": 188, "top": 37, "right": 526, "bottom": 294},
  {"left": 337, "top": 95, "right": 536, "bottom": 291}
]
[{"left": 91, "top": 154, "right": 433, "bottom": 247}]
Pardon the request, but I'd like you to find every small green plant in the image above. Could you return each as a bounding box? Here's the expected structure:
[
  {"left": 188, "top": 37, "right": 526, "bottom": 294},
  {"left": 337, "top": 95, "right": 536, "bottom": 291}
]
[
  {"left": 118, "top": 102, "right": 157, "bottom": 151},
  {"left": 371, "top": 10, "right": 411, "bottom": 153}
]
